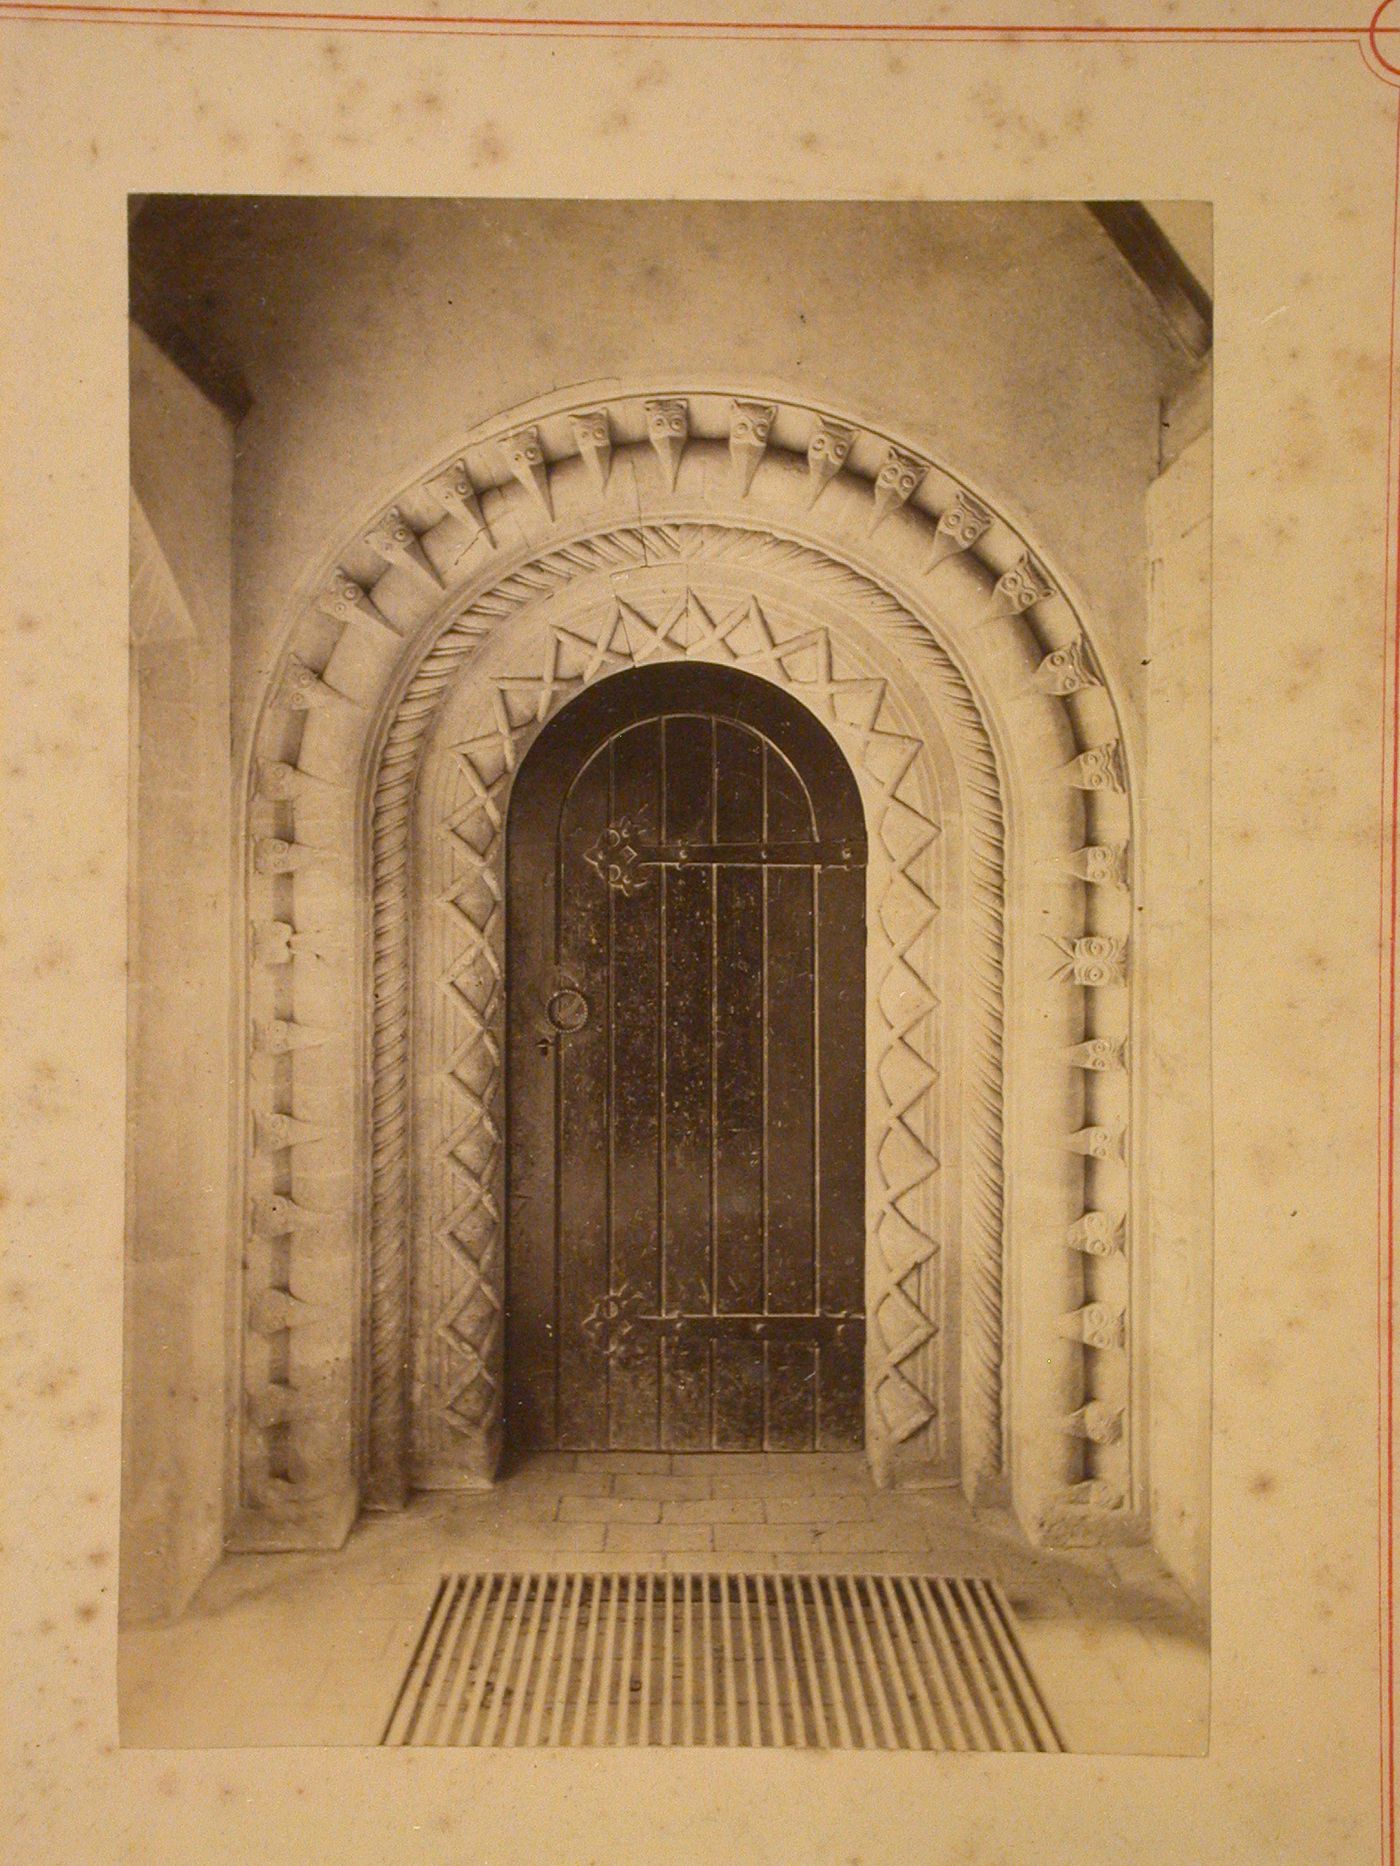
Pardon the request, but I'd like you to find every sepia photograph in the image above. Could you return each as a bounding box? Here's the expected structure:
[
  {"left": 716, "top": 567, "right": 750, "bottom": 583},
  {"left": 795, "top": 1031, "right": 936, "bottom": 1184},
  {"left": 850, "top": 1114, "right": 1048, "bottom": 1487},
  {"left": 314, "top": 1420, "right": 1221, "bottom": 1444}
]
[{"left": 120, "top": 195, "right": 1213, "bottom": 1754}]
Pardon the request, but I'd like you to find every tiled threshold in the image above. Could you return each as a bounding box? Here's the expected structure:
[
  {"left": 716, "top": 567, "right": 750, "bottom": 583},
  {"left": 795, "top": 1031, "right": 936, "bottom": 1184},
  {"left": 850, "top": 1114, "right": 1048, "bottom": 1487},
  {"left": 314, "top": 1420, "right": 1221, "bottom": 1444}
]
[{"left": 119, "top": 1453, "right": 1208, "bottom": 1754}]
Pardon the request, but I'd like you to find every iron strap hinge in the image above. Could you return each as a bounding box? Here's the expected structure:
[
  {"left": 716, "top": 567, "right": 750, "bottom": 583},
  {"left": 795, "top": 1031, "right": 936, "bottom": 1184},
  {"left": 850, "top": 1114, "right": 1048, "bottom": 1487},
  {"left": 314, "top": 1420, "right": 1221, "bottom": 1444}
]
[
  {"left": 581, "top": 1290, "right": 864, "bottom": 1356},
  {"left": 636, "top": 839, "right": 866, "bottom": 869}
]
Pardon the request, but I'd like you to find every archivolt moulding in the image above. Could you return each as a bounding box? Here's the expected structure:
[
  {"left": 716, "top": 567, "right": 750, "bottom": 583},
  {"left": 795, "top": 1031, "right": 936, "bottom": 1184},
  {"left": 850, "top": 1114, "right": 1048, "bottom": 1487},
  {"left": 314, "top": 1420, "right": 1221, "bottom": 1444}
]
[
  {"left": 411, "top": 551, "right": 974, "bottom": 1493},
  {"left": 234, "top": 386, "right": 1137, "bottom": 1556}
]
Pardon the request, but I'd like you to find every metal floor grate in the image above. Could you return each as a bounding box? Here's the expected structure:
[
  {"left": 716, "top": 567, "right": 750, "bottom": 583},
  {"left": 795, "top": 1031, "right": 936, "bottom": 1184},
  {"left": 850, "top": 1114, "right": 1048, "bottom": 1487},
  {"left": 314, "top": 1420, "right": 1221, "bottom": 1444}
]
[{"left": 382, "top": 1571, "right": 1063, "bottom": 1750}]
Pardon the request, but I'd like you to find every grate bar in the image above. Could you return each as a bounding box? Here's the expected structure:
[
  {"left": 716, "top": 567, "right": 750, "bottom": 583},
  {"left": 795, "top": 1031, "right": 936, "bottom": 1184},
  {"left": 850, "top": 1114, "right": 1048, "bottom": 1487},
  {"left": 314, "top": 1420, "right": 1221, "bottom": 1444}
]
[
  {"left": 546, "top": 1571, "right": 585, "bottom": 1747},
  {"left": 755, "top": 1575, "right": 786, "bottom": 1747},
  {"left": 424, "top": 1573, "right": 484, "bottom": 1744},
  {"left": 384, "top": 1572, "right": 1063, "bottom": 1751},
  {"left": 878, "top": 1574, "right": 939, "bottom": 1748}
]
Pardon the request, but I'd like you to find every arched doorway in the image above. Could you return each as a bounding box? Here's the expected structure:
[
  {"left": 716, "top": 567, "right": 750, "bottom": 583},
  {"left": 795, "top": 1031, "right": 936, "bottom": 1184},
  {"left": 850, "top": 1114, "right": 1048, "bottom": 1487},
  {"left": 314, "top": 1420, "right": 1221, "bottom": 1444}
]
[
  {"left": 234, "top": 383, "right": 1138, "bottom": 1553},
  {"left": 504, "top": 663, "right": 868, "bottom": 1455}
]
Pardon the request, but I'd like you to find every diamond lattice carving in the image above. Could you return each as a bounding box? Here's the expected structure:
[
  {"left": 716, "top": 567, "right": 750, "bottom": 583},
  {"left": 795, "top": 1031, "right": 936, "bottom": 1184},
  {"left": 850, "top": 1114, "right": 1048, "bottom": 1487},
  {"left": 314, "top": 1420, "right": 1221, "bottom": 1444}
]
[{"left": 426, "top": 590, "right": 946, "bottom": 1444}]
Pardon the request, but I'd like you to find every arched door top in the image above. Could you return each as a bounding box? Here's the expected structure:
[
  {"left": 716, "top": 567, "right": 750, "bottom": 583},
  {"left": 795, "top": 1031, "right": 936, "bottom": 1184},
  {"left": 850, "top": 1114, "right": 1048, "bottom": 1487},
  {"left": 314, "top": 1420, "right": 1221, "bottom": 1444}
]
[{"left": 514, "top": 662, "right": 868, "bottom": 856}]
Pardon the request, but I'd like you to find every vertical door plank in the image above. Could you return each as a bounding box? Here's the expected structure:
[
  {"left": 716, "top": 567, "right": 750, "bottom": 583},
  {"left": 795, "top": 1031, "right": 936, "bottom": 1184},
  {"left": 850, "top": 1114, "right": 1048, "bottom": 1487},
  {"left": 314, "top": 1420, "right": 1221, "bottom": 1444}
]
[
  {"left": 505, "top": 853, "right": 559, "bottom": 1449},
  {"left": 555, "top": 746, "right": 613, "bottom": 1448},
  {"left": 660, "top": 713, "right": 714, "bottom": 1449},
  {"left": 763, "top": 745, "right": 818, "bottom": 1449},
  {"left": 815, "top": 863, "right": 867, "bottom": 1448},
  {"left": 608, "top": 720, "right": 663, "bottom": 1447},
  {"left": 712, "top": 721, "right": 766, "bottom": 1449}
]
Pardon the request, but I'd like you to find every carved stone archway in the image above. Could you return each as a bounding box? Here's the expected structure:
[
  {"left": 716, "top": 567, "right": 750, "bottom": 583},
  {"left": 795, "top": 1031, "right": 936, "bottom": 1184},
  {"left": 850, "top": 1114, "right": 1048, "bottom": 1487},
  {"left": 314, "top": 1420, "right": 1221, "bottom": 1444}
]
[{"left": 234, "top": 386, "right": 1137, "bottom": 1556}]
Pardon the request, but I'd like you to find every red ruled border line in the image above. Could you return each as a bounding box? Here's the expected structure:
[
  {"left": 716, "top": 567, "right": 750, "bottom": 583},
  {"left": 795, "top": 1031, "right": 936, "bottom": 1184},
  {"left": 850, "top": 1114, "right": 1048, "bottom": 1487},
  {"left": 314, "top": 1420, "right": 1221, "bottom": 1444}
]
[
  {"left": 0, "top": 3, "right": 1376, "bottom": 36},
  {"left": 1382, "top": 96, "right": 1400, "bottom": 1866}
]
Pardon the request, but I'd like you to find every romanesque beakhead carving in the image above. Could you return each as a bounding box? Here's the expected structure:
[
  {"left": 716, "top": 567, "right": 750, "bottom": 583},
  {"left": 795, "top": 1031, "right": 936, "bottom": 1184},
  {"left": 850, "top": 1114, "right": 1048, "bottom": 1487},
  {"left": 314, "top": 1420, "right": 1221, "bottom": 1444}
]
[
  {"left": 251, "top": 921, "right": 345, "bottom": 966},
  {"left": 1059, "top": 1302, "right": 1126, "bottom": 1351},
  {"left": 255, "top": 759, "right": 344, "bottom": 803},
  {"left": 1051, "top": 935, "right": 1128, "bottom": 987},
  {"left": 806, "top": 418, "right": 855, "bottom": 503},
  {"left": 870, "top": 446, "right": 924, "bottom": 532},
  {"left": 252, "top": 1193, "right": 339, "bottom": 1235},
  {"left": 253, "top": 1017, "right": 329, "bottom": 1054},
  {"left": 644, "top": 398, "right": 689, "bottom": 490},
  {"left": 1066, "top": 1037, "right": 1127, "bottom": 1071},
  {"left": 1068, "top": 1478, "right": 1123, "bottom": 1510},
  {"left": 245, "top": 1383, "right": 305, "bottom": 1430},
  {"left": 570, "top": 410, "right": 612, "bottom": 494},
  {"left": 365, "top": 506, "right": 443, "bottom": 587},
  {"left": 1064, "top": 1400, "right": 1124, "bottom": 1444},
  {"left": 1032, "top": 636, "right": 1101, "bottom": 697},
  {"left": 276, "top": 655, "right": 356, "bottom": 713},
  {"left": 253, "top": 836, "right": 326, "bottom": 876},
  {"left": 1063, "top": 741, "right": 1127, "bottom": 794},
  {"left": 1067, "top": 1210, "right": 1125, "bottom": 1256},
  {"left": 424, "top": 459, "right": 489, "bottom": 547},
  {"left": 987, "top": 552, "right": 1055, "bottom": 619},
  {"left": 927, "top": 490, "right": 993, "bottom": 571},
  {"left": 252, "top": 920, "right": 295, "bottom": 966},
  {"left": 502, "top": 426, "right": 552, "bottom": 518},
  {"left": 729, "top": 400, "right": 776, "bottom": 496},
  {"left": 247, "top": 1288, "right": 314, "bottom": 1337},
  {"left": 254, "top": 1110, "right": 327, "bottom": 1152},
  {"left": 316, "top": 572, "right": 396, "bottom": 633},
  {"left": 1067, "top": 1124, "right": 1125, "bottom": 1160},
  {"left": 1066, "top": 842, "right": 1130, "bottom": 887}
]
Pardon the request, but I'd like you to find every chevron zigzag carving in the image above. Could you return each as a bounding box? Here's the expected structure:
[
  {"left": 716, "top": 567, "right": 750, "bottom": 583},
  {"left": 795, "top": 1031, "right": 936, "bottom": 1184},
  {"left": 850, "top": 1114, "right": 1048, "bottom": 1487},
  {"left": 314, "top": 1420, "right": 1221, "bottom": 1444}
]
[{"left": 424, "top": 591, "right": 946, "bottom": 1449}]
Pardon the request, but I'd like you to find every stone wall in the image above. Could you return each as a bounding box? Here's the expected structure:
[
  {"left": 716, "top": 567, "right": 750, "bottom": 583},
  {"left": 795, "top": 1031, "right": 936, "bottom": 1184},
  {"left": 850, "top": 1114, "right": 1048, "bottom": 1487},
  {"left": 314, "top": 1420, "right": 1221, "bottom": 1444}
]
[
  {"left": 1144, "top": 424, "right": 1214, "bottom": 1607},
  {"left": 122, "top": 327, "right": 235, "bottom": 1623}
]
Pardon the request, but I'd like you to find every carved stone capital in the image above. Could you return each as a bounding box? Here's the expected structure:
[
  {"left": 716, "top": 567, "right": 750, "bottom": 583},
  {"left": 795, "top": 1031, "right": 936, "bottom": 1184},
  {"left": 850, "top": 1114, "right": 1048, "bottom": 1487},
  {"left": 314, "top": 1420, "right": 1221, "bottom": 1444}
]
[
  {"left": 1058, "top": 1301, "right": 1126, "bottom": 1351},
  {"left": 1052, "top": 935, "right": 1128, "bottom": 987},
  {"left": 870, "top": 446, "right": 924, "bottom": 532},
  {"left": 806, "top": 419, "right": 855, "bottom": 503},
  {"left": 502, "top": 425, "right": 552, "bottom": 518},
  {"left": 1066, "top": 842, "right": 1130, "bottom": 887},
  {"left": 570, "top": 410, "right": 612, "bottom": 494},
  {"left": 729, "top": 399, "right": 776, "bottom": 496},
  {"left": 927, "top": 490, "right": 992, "bottom": 571},
  {"left": 364, "top": 507, "right": 443, "bottom": 587},
  {"left": 644, "top": 399, "right": 689, "bottom": 490},
  {"left": 1067, "top": 1210, "right": 1125, "bottom": 1256},
  {"left": 1063, "top": 741, "right": 1127, "bottom": 794},
  {"left": 1032, "top": 635, "right": 1100, "bottom": 697}
]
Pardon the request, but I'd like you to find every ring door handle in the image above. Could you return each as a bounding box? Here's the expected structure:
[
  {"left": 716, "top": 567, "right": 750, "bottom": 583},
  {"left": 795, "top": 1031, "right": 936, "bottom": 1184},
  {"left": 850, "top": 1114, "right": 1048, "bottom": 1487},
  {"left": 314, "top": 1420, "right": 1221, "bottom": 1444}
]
[{"left": 538, "top": 984, "right": 591, "bottom": 1054}]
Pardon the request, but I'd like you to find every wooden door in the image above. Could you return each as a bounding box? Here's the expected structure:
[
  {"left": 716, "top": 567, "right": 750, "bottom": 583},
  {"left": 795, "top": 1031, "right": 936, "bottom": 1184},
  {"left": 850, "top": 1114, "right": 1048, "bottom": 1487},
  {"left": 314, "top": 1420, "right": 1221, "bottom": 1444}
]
[{"left": 506, "top": 662, "right": 867, "bottom": 1453}]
